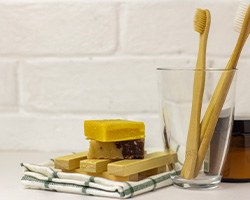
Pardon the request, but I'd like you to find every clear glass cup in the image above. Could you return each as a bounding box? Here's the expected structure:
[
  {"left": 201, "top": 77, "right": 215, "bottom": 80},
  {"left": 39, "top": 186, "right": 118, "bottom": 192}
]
[{"left": 157, "top": 68, "right": 237, "bottom": 189}]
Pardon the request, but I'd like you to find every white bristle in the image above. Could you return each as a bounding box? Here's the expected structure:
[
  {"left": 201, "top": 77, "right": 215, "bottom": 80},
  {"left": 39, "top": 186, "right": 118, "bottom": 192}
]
[{"left": 234, "top": 2, "right": 249, "bottom": 33}]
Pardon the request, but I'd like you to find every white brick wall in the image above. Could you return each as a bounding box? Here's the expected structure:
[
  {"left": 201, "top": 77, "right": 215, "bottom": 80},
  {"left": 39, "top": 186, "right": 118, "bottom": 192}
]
[
  {"left": 0, "top": 0, "right": 249, "bottom": 152},
  {"left": 0, "top": 61, "right": 18, "bottom": 111},
  {"left": 0, "top": 0, "right": 117, "bottom": 56},
  {"left": 19, "top": 57, "right": 196, "bottom": 113}
]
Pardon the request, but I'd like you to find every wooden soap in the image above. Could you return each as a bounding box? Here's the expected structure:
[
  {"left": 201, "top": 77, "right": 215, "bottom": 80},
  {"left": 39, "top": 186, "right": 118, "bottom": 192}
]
[
  {"left": 54, "top": 152, "right": 88, "bottom": 170},
  {"left": 80, "top": 159, "right": 112, "bottom": 173},
  {"left": 108, "top": 151, "right": 177, "bottom": 176},
  {"left": 56, "top": 151, "right": 178, "bottom": 182},
  {"left": 138, "top": 165, "right": 167, "bottom": 180},
  {"left": 73, "top": 169, "right": 139, "bottom": 181}
]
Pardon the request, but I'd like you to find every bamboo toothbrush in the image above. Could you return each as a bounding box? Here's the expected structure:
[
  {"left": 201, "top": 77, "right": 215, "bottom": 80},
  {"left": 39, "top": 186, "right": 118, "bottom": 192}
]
[
  {"left": 180, "top": 9, "right": 211, "bottom": 179},
  {"left": 193, "top": 3, "right": 250, "bottom": 177},
  {"left": 200, "top": 3, "right": 250, "bottom": 142}
]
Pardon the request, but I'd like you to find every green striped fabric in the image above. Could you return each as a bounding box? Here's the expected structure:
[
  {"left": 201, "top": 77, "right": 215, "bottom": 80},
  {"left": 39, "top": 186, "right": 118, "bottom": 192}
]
[{"left": 21, "top": 161, "right": 180, "bottom": 198}]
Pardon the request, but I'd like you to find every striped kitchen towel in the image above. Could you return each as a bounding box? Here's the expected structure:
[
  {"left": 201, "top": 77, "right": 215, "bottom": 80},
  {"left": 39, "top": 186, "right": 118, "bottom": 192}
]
[{"left": 21, "top": 161, "right": 179, "bottom": 198}]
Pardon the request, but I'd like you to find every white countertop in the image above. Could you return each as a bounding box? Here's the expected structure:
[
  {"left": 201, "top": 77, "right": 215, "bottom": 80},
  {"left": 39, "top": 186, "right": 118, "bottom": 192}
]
[{"left": 1, "top": 151, "right": 249, "bottom": 200}]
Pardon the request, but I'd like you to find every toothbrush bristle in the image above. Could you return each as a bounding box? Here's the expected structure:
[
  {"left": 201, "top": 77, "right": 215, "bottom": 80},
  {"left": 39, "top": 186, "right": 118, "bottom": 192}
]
[
  {"left": 234, "top": 3, "right": 249, "bottom": 33},
  {"left": 194, "top": 9, "right": 207, "bottom": 33}
]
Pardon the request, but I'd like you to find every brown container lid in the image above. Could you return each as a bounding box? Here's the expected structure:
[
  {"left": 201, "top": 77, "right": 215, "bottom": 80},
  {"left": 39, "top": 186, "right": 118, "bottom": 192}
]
[{"left": 233, "top": 120, "right": 250, "bottom": 134}]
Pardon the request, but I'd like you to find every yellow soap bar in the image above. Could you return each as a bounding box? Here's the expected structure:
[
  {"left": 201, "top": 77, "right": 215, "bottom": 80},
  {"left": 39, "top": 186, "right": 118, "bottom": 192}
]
[{"left": 84, "top": 119, "right": 145, "bottom": 142}]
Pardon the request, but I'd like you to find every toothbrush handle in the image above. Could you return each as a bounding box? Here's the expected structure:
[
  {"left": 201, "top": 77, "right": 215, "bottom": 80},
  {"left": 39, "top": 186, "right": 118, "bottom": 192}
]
[{"left": 194, "top": 70, "right": 235, "bottom": 176}]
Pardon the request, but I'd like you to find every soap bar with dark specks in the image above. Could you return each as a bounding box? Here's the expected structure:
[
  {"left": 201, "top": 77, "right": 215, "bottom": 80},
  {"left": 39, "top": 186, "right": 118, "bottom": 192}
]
[{"left": 87, "top": 139, "right": 145, "bottom": 159}]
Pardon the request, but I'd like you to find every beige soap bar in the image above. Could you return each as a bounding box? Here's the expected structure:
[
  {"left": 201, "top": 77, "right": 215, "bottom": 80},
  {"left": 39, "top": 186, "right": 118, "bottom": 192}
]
[{"left": 88, "top": 139, "right": 144, "bottom": 159}]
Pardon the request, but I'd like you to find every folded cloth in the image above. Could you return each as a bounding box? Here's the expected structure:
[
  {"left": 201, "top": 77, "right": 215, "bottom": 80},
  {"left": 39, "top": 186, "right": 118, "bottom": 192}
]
[{"left": 21, "top": 161, "right": 179, "bottom": 198}]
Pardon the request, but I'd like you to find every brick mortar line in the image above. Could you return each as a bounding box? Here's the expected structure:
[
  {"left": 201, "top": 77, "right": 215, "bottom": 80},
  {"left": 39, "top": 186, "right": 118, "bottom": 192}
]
[
  {"left": 0, "top": 53, "right": 242, "bottom": 61},
  {"left": 112, "top": 3, "right": 122, "bottom": 55},
  {"left": 0, "top": 55, "right": 241, "bottom": 61},
  {"left": 0, "top": 111, "right": 159, "bottom": 118}
]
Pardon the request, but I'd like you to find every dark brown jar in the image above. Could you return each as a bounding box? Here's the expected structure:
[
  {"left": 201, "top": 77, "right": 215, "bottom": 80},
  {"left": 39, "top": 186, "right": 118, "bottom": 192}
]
[{"left": 222, "top": 120, "right": 250, "bottom": 182}]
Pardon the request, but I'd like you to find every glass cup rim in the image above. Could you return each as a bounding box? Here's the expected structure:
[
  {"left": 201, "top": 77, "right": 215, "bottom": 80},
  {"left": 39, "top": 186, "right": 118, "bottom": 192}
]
[{"left": 156, "top": 67, "right": 238, "bottom": 72}]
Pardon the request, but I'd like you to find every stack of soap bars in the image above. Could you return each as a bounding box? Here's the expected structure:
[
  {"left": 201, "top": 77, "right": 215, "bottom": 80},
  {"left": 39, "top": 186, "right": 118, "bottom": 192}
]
[
  {"left": 54, "top": 119, "right": 178, "bottom": 181},
  {"left": 84, "top": 119, "right": 145, "bottom": 159}
]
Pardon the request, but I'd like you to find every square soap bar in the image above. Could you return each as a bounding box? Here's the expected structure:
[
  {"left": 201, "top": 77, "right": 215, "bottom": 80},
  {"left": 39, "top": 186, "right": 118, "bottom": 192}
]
[
  {"left": 87, "top": 139, "right": 145, "bottom": 159},
  {"left": 84, "top": 119, "right": 145, "bottom": 142}
]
